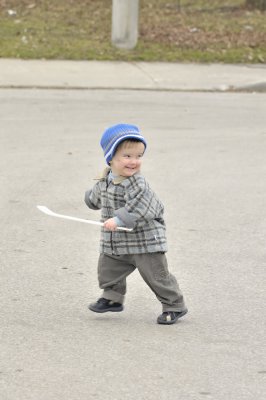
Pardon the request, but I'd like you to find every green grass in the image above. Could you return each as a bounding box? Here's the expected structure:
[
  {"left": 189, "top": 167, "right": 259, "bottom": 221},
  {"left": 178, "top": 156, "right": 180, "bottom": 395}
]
[{"left": 0, "top": 0, "right": 265, "bottom": 63}]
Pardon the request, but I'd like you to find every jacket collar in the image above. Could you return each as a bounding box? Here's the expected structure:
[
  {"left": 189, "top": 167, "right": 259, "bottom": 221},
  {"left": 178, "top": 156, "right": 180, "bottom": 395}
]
[{"left": 94, "top": 167, "right": 127, "bottom": 185}]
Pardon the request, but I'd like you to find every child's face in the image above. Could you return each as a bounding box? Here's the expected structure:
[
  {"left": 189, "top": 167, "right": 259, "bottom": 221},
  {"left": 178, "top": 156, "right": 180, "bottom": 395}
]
[{"left": 110, "top": 141, "right": 145, "bottom": 177}]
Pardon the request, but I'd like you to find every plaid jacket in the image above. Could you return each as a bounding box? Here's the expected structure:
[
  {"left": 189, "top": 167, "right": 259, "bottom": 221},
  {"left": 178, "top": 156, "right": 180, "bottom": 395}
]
[{"left": 84, "top": 168, "right": 168, "bottom": 255}]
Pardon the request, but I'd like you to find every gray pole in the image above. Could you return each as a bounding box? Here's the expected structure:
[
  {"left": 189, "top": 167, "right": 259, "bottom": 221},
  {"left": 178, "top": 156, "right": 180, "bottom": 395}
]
[{"left": 112, "top": 0, "right": 139, "bottom": 49}]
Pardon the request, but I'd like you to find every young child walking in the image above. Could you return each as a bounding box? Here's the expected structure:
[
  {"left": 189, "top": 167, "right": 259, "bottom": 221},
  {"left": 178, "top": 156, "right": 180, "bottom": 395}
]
[{"left": 85, "top": 123, "right": 187, "bottom": 325}]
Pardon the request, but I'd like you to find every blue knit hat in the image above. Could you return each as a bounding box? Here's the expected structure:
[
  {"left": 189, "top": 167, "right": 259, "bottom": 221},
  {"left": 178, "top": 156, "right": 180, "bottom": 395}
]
[{"left": 100, "top": 123, "right": 147, "bottom": 165}]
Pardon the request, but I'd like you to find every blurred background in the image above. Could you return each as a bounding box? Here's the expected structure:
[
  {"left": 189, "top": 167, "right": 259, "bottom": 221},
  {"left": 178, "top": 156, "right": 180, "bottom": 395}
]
[{"left": 0, "top": 0, "right": 265, "bottom": 63}]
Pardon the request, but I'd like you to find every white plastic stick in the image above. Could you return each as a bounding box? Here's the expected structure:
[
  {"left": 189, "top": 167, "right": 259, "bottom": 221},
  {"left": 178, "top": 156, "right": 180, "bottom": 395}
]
[{"left": 37, "top": 206, "right": 133, "bottom": 232}]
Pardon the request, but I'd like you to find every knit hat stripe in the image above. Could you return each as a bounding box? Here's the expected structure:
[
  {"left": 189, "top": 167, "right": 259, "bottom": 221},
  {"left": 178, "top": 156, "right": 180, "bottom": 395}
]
[
  {"left": 104, "top": 131, "right": 141, "bottom": 155},
  {"left": 105, "top": 134, "right": 146, "bottom": 162}
]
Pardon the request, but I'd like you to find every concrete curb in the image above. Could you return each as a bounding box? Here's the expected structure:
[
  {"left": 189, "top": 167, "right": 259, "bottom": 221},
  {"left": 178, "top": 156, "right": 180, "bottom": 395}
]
[
  {"left": 0, "top": 59, "right": 265, "bottom": 92},
  {"left": 232, "top": 81, "right": 266, "bottom": 93}
]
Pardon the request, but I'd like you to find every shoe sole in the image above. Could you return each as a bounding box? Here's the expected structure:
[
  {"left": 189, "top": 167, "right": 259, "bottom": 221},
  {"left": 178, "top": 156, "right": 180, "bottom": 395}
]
[
  {"left": 88, "top": 305, "right": 124, "bottom": 313},
  {"left": 157, "top": 309, "right": 188, "bottom": 325}
]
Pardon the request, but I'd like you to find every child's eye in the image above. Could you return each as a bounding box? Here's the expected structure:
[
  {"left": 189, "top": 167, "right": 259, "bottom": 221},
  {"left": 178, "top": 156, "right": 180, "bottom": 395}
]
[{"left": 122, "top": 153, "right": 143, "bottom": 159}]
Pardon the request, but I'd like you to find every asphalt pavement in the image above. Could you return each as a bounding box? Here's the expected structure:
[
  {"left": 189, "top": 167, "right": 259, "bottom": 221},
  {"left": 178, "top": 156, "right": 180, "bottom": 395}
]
[{"left": 0, "top": 60, "right": 266, "bottom": 400}]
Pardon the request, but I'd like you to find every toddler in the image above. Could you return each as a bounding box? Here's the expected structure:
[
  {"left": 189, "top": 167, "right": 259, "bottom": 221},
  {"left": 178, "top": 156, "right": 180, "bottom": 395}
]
[{"left": 85, "top": 123, "right": 187, "bottom": 324}]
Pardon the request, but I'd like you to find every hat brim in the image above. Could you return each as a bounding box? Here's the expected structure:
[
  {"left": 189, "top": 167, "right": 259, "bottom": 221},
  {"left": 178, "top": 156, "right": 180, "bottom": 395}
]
[{"left": 105, "top": 134, "right": 147, "bottom": 164}]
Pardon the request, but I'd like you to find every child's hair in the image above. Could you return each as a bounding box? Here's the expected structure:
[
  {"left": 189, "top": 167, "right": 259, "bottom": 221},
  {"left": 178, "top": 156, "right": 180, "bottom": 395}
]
[{"left": 115, "top": 139, "right": 143, "bottom": 153}]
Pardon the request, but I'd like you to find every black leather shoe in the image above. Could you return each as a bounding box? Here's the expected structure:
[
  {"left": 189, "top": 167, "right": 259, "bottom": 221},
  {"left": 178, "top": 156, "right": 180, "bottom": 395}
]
[
  {"left": 88, "top": 298, "right": 124, "bottom": 313},
  {"left": 157, "top": 309, "right": 188, "bottom": 325}
]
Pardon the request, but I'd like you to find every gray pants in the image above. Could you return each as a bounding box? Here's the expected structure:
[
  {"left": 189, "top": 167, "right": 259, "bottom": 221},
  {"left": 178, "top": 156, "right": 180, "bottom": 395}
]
[{"left": 97, "top": 252, "right": 186, "bottom": 312}]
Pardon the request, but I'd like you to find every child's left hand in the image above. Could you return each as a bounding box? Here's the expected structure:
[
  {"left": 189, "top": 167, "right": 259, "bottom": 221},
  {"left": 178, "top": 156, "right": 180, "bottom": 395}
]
[{"left": 104, "top": 218, "right": 118, "bottom": 231}]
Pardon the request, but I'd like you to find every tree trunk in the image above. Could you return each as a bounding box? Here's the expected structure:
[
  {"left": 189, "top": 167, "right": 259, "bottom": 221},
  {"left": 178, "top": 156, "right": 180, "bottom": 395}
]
[{"left": 245, "top": 0, "right": 266, "bottom": 10}]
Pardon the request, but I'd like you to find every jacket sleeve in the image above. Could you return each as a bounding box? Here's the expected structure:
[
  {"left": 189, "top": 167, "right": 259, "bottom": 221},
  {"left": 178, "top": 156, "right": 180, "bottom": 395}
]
[
  {"left": 84, "top": 182, "right": 102, "bottom": 210},
  {"left": 114, "top": 177, "right": 164, "bottom": 229}
]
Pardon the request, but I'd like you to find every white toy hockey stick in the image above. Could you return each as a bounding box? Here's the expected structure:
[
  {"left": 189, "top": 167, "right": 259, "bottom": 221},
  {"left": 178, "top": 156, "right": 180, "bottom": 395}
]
[{"left": 37, "top": 206, "right": 133, "bottom": 232}]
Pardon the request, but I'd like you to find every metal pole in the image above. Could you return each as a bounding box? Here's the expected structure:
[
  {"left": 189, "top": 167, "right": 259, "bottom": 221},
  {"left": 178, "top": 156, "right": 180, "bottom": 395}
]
[{"left": 112, "top": 0, "right": 139, "bottom": 49}]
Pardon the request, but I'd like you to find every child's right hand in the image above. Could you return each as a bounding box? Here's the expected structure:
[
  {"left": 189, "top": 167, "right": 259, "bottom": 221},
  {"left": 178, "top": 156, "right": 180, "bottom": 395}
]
[{"left": 104, "top": 218, "right": 118, "bottom": 231}]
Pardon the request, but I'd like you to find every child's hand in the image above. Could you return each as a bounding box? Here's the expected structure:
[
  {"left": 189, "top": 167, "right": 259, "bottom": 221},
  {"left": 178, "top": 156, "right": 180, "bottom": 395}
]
[{"left": 104, "top": 218, "right": 118, "bottom": 231}]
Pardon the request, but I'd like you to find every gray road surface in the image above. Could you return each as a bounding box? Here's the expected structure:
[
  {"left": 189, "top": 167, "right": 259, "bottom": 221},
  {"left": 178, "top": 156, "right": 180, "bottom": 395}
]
[{"left": 0, "top": 88, "right": 266, "bottom": 400}]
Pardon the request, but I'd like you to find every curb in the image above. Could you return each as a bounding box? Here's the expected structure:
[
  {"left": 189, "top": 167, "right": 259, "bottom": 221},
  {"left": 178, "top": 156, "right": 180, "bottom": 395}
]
[{"left": 1, "top": 84, "right": 266, "bottom": 93}]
